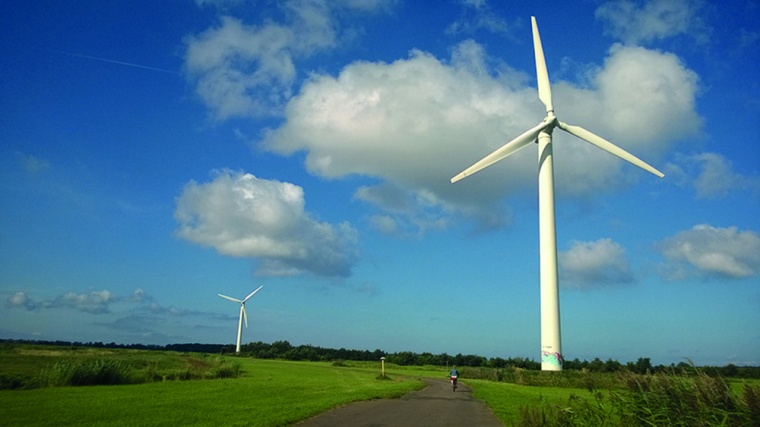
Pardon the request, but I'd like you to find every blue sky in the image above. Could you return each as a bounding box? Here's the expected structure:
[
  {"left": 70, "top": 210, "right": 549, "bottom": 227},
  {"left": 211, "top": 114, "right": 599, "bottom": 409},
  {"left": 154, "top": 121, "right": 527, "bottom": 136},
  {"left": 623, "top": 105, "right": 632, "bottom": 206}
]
[{"left": 1, "top": 0, "right": 758, "bottom": 367}]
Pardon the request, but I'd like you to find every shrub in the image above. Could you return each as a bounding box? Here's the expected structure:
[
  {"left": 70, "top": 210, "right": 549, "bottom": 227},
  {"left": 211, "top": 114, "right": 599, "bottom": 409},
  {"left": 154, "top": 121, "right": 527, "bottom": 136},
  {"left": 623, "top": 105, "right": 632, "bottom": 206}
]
[
  {"left": 35, "top": 359, "right": 134, "bottom": 387},
  {"left": 140, "top": 363, "right": 164, "bottom": 383},
  {"left": 206, "top": 358, "right": 241, "bottom": 379}
]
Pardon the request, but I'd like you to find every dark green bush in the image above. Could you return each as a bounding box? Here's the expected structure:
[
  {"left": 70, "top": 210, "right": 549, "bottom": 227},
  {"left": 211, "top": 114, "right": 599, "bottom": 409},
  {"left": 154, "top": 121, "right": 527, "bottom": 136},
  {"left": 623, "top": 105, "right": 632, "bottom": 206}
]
[{"left": 206, "top": 358, "right": 241, "bottom": 379}]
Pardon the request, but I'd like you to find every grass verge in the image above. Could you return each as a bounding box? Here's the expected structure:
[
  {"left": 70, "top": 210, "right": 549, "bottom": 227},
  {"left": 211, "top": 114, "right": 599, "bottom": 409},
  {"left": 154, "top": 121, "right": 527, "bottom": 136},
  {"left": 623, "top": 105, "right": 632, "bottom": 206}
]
[
  {"left": 468, "top": 378, "right": 583, "bottom": 425},
  {"left": 471, "top": 369, "right": 760, "bottom": 426}
]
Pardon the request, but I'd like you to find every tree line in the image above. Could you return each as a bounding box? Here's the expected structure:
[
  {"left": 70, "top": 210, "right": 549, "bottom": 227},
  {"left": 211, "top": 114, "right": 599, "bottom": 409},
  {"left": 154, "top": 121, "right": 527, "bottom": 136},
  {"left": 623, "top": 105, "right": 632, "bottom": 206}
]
[
  {"left": 4, "top": 338, "right": 757, "bottom": 378},
  {"left": 235, "top": 340, "right": 759, "bottom": 378}
]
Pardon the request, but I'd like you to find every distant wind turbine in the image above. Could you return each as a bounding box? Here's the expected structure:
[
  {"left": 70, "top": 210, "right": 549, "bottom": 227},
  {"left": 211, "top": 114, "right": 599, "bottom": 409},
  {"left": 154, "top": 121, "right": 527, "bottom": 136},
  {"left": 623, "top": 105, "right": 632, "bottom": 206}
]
[
  {"left": 451, "top": 17, "right": 663, "bottom": 371},
  {"left": 218, "top": 286, "right": 263, "bottom": 354}
]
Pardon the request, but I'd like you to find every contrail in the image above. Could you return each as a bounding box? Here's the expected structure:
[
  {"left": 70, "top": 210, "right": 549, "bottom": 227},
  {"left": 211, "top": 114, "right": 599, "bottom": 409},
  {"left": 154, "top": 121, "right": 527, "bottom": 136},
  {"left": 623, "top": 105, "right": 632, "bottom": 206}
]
[{"left": 51, "top": 49, "right": 179, "bottom": 75}]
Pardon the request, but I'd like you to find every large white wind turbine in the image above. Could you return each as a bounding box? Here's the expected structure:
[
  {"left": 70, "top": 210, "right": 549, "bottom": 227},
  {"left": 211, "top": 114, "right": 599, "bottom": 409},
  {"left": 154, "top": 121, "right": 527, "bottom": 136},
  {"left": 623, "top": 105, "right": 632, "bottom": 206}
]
[
  {"left": 218, "top": 285, "right": 263, "bottom": 354},
  {"left": 451, "top": 17, "right": 663, "bottom": 371}
]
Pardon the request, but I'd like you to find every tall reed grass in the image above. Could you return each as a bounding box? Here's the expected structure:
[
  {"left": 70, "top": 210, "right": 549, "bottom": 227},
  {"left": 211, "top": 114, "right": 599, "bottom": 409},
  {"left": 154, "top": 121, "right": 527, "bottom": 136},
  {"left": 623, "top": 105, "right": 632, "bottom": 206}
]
[
  {"left": 514, "top": 369, "right": 760, "bottom": 426},
  {"left": 35, "top": 359, "right": 134, "bottom": 387},
  {"left": 27, "top": 355, "right": 241, "bottom": 388}
]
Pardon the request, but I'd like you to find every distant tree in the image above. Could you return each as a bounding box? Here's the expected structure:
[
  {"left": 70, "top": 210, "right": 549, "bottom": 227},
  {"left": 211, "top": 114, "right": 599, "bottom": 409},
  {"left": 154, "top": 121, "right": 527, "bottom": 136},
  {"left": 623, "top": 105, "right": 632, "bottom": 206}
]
[
  {"left": 271, "top": 340, "right": 292, "bottom": 355},
  {"left": 490, "top": 357, "right": 507, "bottom": 369},
  {"left": 627, "top": 357, "right": 652, "bottom": 374},
  {"left": 563, "top": 358, "right": 584, "bottom": 370},
  {"left": 452, "top": 353, "right": 465, "bottom": 366},
  {"left": 461, "top": 354, "right": 486, "bottom": 367},
  {"left": 388, "top": 351, "right": 416, "bottom": 366},
  {"left": 417, "top": 352, "right": 435, "bottom": 366},
  {"left": 723, "top": 363, "right": 739, "bottom": 377},
  {"left": 589, "top": 358, "right": 605, "bottom": 372},
  {"left": 604, "top": 359, "right": 622, "bottom": 372}
]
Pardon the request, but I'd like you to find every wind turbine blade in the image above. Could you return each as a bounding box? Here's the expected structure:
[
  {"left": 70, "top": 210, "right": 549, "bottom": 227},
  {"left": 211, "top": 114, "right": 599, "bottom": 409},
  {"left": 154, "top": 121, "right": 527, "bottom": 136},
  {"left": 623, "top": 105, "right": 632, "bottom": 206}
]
[
  {"left": 532, "top": 16, "right": 553, "bottom": 113},
  {"left": 557, "top": 121, "right": 664, "bottom": 178},
  {"left": 242, "top": 306, "right": 248, "bottom": 328},
  {"left": 218, "top": 294, "right": 242, "bottom": 303},
  {"left": 451, "top": 121, "right": 550, "bottom": 183},
  {"left": 242, "top": 285, "right": 264, "bottom": 303}
]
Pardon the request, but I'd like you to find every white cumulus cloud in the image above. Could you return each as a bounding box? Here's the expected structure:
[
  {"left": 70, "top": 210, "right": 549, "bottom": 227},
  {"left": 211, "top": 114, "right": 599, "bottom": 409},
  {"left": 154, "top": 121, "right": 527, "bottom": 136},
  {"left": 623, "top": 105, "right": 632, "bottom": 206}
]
[
  {"left": 447, "top": 0, "right": 511, "bottom": 36},
  {"left": 54, "top": 290, "right": 118, "bottom": 314},
  {"left": 184, "top": 2, "right": 702, "bottom": 233},
  {"left": 174, "top": 170, "right": 359, "bottom": 277},
  {"left": 6, "top": 289, "right": 146, "bottom": 314},
  {"left": 665, "top": 152, "right": 760, "bottom": 198},
  {"left": 559, "top": 238, "right": 634, "bottom": 289},
  {"left": 262, "top": 39, "right": 700, "bottom": 231},
  {"left": 657, "top": 224, "right": 760, "bottom": 279},
  {"left": 595, "top": 0, "right": 710, "bottom": 45},
  {"left": 184, "top": 0, "right": 395, "bottom": 120},
  {"left": 6, "top": 291, "right": 36, "bottom": 310},
  {"left": 184, "top": 15, "right": 302, "bottom": 119},
  {"left": 550, "top": 44, "right": 701, "bottom": 195}
]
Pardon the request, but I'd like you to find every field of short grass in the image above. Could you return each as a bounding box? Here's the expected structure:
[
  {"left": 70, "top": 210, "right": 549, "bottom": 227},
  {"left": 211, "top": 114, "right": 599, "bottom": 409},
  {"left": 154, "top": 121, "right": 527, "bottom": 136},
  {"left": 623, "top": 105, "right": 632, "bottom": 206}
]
[
  {"left": 0, "top": 345, "right": 549, "bottom": 426},
  {"left": 467, "top": 378, "right": 581, "bottom": 423},
  {"left": 0, "top": 348, "right": 425, "bottom": 426}
]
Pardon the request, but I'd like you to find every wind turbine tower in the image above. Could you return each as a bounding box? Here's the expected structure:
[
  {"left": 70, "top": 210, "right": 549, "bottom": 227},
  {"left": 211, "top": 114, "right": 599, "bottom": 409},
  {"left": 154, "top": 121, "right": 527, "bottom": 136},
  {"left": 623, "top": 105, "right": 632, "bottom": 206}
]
[
  {"left": 218, "top": 285, "right": 263, "bottom": 354},
  {"left": 451, "top": 17, "right": 663, "bottom": 371}
]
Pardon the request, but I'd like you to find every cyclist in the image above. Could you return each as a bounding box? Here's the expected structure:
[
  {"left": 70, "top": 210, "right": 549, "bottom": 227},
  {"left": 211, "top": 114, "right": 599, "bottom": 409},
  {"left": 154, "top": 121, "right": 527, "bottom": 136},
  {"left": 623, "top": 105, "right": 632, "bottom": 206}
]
[{"left": 449, "top": 365, "right": 459, "bottom": 391}]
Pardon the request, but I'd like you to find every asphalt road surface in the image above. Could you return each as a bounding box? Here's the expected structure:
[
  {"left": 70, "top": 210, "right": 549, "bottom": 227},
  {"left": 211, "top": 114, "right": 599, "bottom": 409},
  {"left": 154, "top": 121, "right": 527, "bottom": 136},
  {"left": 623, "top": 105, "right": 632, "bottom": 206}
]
[{"left": 295, "top": 379, "right": 504, "bottom": 427}]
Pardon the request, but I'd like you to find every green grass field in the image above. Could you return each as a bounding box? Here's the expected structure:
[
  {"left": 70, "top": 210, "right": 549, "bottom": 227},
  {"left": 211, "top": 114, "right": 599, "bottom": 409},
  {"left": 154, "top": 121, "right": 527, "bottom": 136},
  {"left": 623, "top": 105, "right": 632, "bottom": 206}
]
[
  {"left": 0, "top": 345, "right": 573, "bottom": 426},
  {"left": 468, "top": 378, "right": 582, "bottom": 423},
  {"left": 0, "top": 349, "right": 427, "bottom": 426},
  {"left": 3, "top": 345, "right": 757, "bottom": 426}
]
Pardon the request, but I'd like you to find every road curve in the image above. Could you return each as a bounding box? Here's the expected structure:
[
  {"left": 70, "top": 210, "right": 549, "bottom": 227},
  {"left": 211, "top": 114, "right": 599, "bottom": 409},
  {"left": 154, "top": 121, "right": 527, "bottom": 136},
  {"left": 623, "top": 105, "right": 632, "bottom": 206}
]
[{"left": 294, "top": 379, "right": 503, "bottom": 427}]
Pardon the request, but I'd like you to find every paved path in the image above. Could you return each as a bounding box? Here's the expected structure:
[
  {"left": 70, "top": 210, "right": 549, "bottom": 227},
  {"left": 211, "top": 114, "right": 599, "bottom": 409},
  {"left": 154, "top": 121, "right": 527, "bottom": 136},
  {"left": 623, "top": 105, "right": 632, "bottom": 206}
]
[{"left": 295, "top": 379, "right": 503, "bottom": 427}]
